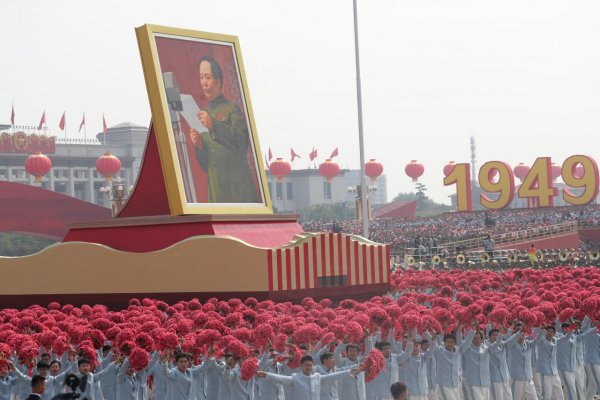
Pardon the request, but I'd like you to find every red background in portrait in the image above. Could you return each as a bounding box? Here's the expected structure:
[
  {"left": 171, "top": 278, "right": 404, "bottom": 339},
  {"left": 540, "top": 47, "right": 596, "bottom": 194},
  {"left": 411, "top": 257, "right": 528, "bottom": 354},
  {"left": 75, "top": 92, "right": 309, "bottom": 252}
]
[{"left": 155, "top": 36, "right": 262, "bottom": 203}]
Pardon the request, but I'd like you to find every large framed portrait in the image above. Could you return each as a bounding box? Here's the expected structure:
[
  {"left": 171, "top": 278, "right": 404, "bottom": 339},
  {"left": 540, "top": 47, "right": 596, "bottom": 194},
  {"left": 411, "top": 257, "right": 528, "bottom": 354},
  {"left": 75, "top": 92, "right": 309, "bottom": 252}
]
[{"left": 135, "top": 24, "right": 272, "bottom": 215}]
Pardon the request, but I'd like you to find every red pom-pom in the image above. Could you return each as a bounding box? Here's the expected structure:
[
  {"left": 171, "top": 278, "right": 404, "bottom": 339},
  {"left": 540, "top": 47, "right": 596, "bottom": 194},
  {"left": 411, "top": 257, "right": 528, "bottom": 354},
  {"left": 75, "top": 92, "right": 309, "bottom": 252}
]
[
  {"left": 287, "top": 345, "right": 302, "bottom": 370},
  {"left": 346, "top": 321, "right": 364, "bottom": 343},
  {"left": 195, "top": 329, "right": 221, "bottom": 348},
  {"left": 293, "top": 323, "right": 321, "bottom": 345},
  {"left": 119, "top": 340, "right": 135, "bottom": 356},
  {"left": 253, "top": 324, "right": 274, "bottom": 346},
  {"left": 38, "top": 331, "right": 57, "bottom": 349},
  {"left": 228, "top": 339, "right": 250, "bottom": 358},
  {"left": 361, "top": 348, "right": 385, "bottom": 383},
  {"left": 129, "top": 347, "right": 150, "bottom": 371},
  {"left": 158, "top": 332, "right": 179, "bottom": 351},
  {"left": 399, "top": 312, "right": 423, "bottom": 331},
  {"left": 134, "top": 332, "right": 155, "bottom": 352},
  {"left": 0, "top": 343, "right": 11, "bottom": 358},
  {"left": 240, "top": 357, "right": 259, "bottom": 381},
  {"left": 78, "top": 345, "right": 98, "bottom": 367},
  {"left": 518, "top": 309, "right": 537, "bottom": 326},
  {"left": 51, "top": 335, "right": 70, "bottom": 356},
  {"left": 488, "top": 307, "right": 509, "bottom": 325},
  {"left": 88, "top": 330, "right": 106, "bottom": 350},
  {"left": 115, "top": 328, "right": 136, "bottom": 347},
  {"left": 558, "top": 308, "right": 575, "bottom": 322},
  {"left": 273, "top": 334, "right": 288, "bottom": 353},
  {"left": 367, "top": 307, "right": 388, "bottom": 326}
]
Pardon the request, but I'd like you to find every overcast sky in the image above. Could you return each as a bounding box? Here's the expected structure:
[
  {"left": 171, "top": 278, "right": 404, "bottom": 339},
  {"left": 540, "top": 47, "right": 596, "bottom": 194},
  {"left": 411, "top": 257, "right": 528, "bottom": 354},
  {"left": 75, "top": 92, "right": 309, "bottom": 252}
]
[{"left": 2, "top": 0, "right": 600, "bottom": 204}]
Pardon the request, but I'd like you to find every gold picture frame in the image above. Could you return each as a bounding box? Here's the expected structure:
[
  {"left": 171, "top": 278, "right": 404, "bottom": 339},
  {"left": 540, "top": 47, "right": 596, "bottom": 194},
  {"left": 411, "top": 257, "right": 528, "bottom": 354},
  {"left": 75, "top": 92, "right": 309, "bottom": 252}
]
[{"left": 135, "top": 24, "right": 272, "bottom": 215}]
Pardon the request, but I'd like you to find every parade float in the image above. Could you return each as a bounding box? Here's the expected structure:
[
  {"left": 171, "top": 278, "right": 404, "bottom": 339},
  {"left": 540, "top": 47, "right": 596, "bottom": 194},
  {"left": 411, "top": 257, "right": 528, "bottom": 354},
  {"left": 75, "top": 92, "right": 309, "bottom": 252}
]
[{"left": 0, "top": 25, "right": 390, "bottom": 308}]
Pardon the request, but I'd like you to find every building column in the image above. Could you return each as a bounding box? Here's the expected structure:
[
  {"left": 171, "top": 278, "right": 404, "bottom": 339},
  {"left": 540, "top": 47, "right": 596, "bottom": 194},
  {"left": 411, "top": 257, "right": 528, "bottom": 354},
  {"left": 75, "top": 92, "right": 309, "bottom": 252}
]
[
  {"left": 88, "top": 169, "right": 95, "bottom": 204},
  {"left": 68, "top": 168, "right": 75, "bottom": 197},
  {"left": 7, "top": 167, "right": 13, "bottom": 182},
  {"left": 48, "top": 168, "right": 55, "bottom": 192}
]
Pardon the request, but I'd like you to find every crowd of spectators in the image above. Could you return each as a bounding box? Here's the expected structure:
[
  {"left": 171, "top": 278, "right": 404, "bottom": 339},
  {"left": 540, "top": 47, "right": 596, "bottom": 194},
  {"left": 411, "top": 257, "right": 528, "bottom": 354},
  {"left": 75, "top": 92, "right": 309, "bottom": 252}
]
[{"left": 302, "top": 205, "right": 600, "bottom": 253}]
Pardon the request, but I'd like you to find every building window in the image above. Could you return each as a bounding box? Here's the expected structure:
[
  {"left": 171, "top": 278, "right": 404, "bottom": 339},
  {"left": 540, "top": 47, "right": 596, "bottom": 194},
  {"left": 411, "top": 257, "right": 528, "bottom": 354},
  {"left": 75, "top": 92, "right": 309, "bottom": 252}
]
[
  {"left": 318, "top": 275, "right": 347, "bottom": 288},
  {"left": 276, "top": 182, "right": 283, "bottom": 200},
  {"left": 324, "top": 182, "right": 332, "bottom": 199},
  {"left": 286, "top": 182, "right": 293, "bottom": 200}
]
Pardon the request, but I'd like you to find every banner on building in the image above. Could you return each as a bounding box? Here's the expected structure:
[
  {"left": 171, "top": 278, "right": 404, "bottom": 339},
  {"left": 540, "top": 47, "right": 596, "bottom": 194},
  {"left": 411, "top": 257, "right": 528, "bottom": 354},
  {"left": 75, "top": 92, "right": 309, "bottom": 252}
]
[{"left": 0, "top": 131, "right": 56, "bottom": 154}]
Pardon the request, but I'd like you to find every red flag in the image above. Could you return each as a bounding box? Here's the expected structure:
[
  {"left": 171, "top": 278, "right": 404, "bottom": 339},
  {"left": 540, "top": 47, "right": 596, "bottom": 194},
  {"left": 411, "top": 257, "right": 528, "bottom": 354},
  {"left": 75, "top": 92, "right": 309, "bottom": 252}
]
[
  {"left": 102, "top": 115, "right": 108, "bottom": 133},
  {"left": 58, "top": 112, "right": 66, "bottom": 131},
  {"left": 268, "top": 147, "right": 273, "bottom": 161},
  {"left": 291, "top": 148, "right": 301, "bottom": 162},
  {"left": 309, "top": 147, "right": 318, "bottom": 161},
  {"left": 79, "top": 114, "right": 85, "bottom": 132},
  {"left": 37, "top": 111, "right": 46, "bottom": 130},
  {"left": 10, "top": 104, "right": 15, "bottom": 126},
  {"left": 330, "top": 147, "right": 339, "bottom": 158}
]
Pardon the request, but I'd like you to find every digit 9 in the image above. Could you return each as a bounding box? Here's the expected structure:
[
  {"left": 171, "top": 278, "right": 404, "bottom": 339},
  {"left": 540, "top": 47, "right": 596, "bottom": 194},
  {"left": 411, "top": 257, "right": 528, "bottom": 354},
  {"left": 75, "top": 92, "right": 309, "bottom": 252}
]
[
  {"left": 479, "top": 161, "right": 515, "bottom": 210},
  {"left": 561, "top": 155, "right": 599, "bottom": 206}
]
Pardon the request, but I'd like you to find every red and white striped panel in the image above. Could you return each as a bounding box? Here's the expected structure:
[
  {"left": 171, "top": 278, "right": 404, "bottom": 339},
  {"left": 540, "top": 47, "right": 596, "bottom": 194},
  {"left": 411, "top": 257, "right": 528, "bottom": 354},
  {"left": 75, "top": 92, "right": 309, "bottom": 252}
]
[{"left": 267, "top": 233, "right": 390, "bottom": 291}]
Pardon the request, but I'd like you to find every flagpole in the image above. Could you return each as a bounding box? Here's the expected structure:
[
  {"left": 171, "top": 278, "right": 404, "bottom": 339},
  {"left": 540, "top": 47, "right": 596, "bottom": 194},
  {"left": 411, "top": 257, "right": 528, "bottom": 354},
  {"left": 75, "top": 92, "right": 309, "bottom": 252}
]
[
  {"left": 353, "top": 0, "right": 369, "bottom": 238},
  {"left": 103, "top": 113, "right": 108, "bottom": 152},
  {"left": 83, "top": 114, "right": 89, "bottom": 158},
  {"left": 65, "top": 113, "right": 70, "bottom": 158}
]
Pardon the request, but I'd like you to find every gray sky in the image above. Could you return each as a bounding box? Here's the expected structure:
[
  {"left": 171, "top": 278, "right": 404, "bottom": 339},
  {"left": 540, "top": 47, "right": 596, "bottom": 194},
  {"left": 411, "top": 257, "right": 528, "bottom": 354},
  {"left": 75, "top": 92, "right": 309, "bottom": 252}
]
[{"left": 2, "top": 0, "right": 600, "bottom": 204}]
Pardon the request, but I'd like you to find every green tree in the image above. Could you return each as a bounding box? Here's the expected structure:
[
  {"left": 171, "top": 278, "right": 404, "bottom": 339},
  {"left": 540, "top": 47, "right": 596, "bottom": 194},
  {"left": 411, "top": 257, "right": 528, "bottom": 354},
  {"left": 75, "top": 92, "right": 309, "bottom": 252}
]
[
  {"left": 392, "top": 191, "right": 452, "bottom": 217},
  {"left": 0, "top": 233, "right": 57, "bottom": 256},
  {"left": 299, "top": 203, "right": 353, "bottom": 222}
]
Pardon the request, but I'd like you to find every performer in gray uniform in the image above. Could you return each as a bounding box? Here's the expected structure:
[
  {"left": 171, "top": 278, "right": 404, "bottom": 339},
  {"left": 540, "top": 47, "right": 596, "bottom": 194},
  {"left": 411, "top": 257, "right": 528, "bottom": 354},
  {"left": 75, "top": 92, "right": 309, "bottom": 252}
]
[{"left": 256, "top": 355, "right": 360, "bottom": 400}]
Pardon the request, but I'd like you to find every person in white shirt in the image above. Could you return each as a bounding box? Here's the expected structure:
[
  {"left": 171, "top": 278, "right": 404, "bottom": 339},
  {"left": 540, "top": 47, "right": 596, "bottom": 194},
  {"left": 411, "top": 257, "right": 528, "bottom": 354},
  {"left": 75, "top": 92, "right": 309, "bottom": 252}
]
[
  {"left": 256, "top": 355, "right": 360, "bottom": 400},
  {"left": 161, "top": 351, "right": 212, "bottom": 400}
]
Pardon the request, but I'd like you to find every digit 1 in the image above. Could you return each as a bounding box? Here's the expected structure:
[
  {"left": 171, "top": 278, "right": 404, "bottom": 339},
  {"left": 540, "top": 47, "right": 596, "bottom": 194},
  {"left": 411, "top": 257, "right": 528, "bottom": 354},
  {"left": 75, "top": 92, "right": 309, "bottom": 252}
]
[{"left": 444, "top": 163, "right": 472, "bottom": 212}]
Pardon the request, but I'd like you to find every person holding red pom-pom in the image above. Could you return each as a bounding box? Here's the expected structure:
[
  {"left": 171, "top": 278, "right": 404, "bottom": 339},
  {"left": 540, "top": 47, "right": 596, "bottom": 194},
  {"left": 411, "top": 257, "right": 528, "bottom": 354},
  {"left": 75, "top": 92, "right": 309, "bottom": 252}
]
[
  {"left": 315, "top": 352, "right": 356, "bottom": 400},
  {"left": 256, "top": 349, "right": 285, "bottom": 400},
  {"left": 532, "top": 325, "right": 564, "bottom": 400},
  {"left": 429, "top": 324, "right": 475, "bottom": 400},
  {"left": 462, "top": 325, "right": 494, "bottom": 400},
  {"left": 334, "top": 336, "right": 366, "bottom": 400},
  {"left": 506, "top": 325, "right": 538, "bottom": 400},
  {"left": 487, "top": 327, "right": 514, "bottom": 400},
  {"left": 364, "top": 329, "right": 408, "bottom": 400},
  {"left": 160, "top": 351, "right": 212, "bottom": 400},
  {"left": 256, "top": 355, "right": 360, "bottom": 400},
  {"left": 223, "top": 356, "right": 255, "bottom": 400},
  {"left": 115, "top": 354, "right": 149, "bottom": 400},
  {"left": 577, "top": 316, "right": 600, "bottom": 399},
  {"left": 398, "top": 335, "right": 434, "bottom": 400}
]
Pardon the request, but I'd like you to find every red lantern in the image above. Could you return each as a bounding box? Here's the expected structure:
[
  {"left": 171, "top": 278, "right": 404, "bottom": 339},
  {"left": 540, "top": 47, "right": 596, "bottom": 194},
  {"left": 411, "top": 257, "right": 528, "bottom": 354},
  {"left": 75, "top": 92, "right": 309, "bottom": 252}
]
[
  {"left": 319, "top": 159, "right": 340, "bottom": 183},
  {"left": 25, "top": 152, "right": 52, "bottom": 183},
  {"left": 405, "top": 160, "right": 424, "bottom": 182},
  {"left": 365, "top": 159, "right": 384, "bottom": 183},
  {"left": 443, "top": 161, "right": 456, "bottom": 177},
  {"left": 551, "top": 162, "right": 561, "bottom": 182},
  {"left": 96, "top": 152, "right": 122, "bottom": 182},
  {"left": 269, "top": 158, "right": 291, "bottom": 182},
  {"left": 513, "top": 163, "right": 530, "bottom": 182}
]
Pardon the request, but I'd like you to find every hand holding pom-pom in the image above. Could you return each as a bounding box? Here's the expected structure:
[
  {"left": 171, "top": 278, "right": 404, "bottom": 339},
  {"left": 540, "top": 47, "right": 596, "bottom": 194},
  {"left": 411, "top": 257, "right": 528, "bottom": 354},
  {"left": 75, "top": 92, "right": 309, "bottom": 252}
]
[
  {"left": 360, "top": 349, "right": 385, "bottom": 383},
  {"left": 240, "top": 357, "right": 258, "bottom": 381}
]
